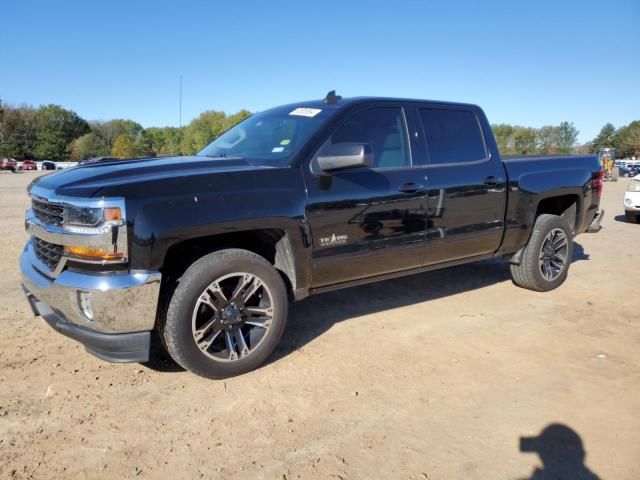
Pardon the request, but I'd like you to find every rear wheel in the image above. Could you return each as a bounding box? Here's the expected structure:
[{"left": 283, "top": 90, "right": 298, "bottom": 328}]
[
  {"left": 625, "top": 211, "right": 640, "bottom": 223},
  {"left": 162, "top": 249, "right": 288, "bottom": 379},
  {"left": 510, "top": 214, "right": 574, "bottom": 292}
]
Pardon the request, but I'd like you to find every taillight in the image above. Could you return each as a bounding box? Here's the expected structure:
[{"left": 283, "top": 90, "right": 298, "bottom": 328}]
[{"left": 591, "top": 168, "right": 604, "bottom": 194}]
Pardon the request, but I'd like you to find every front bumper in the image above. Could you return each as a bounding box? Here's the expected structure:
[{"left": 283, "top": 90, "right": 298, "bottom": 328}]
[
  {"left": 20, "top": 243, "right": 161, "bottom": 362},
  {"left": 624, "top": 191, "right": 640, "bottom": 211}
]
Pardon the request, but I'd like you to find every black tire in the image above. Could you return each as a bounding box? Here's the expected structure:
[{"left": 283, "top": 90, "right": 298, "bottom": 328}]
[
  {"left": 625, "top": 211, "right": 640, "bottom": 223},
  {"left": 161, "top": 249, "right": 288, "bottom": 379},
  {"left": 510, "top": 214, "right": 574, "bottom": 292}
]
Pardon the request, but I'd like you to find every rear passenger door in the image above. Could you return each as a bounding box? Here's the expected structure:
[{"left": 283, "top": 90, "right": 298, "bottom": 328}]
[{"left": 410, "top": 105, "right": 507, "bottom": 265}]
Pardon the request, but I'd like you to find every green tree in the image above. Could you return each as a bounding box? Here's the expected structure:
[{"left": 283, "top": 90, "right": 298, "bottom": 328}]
[
  {"left": 615, "top": 121, "right": 640, "bottom": 158},
  {"left": 33, "top": 105, "right": 89, "bottom": 160},
  {"left": 181, "top": 110, "right": 227, "bottom": 154},
  {"left": 111, "top": 133, "right": 137, "bottom": 158},
  {"left": 133, "top": 130, "right": 153, "bottom": 157},
  {"left": 146, "top": 127, "right": 183, "bottom": 156},
  {"left": 0, "top": 106, "right": 38, "bottom": 160},
  {"left": 92, "top": 119, "right": 144, "bottom": 151},
  {"left": 492, "top": 124, "right": 515, "bottom": 154},
  {"left": 513, "top": 128, "right": 536, "bottom": 154},
  {"left": 70, "top": 132, "right": 109, "bottom": 160},
  {"left": 223, "top": 109, "right": 252, "bottom": 130},
  {"left": 536, "top": 126, "right": 560, "bottom": 154},
  {"left": 180, "top": 110, "right": 252, "bottom": 154},
  {"left": 0, "top": 98, "right": 4, "bottom": 143},
  {"left": 591, "top": 123, "right": 616, "bottom": 153},
  {"left": 557, "top": 121, "right": 579, "bottom": 154}
]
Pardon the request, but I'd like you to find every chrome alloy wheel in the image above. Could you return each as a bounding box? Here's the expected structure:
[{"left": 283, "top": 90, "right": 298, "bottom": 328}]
[
  {"left": 538, "top": 228, "right": 569, "bottom": 281},
  {"left": 191, "top": 272, "right": 274, "bottom": 362}
]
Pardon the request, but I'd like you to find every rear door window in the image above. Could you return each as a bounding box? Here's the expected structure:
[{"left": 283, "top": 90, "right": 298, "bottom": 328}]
[{"left": 418, "top": 108, "right": 486, "bottom": 164}]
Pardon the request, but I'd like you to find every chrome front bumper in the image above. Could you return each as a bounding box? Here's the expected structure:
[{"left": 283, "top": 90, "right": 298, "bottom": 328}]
[{"left": 21, "top": 241, "right": 161, "bottom": 346}]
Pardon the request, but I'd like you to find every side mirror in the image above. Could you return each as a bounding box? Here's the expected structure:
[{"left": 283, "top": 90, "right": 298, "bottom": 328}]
[{"left": 316, "top": 142, "right": 373, "bottom": 173}]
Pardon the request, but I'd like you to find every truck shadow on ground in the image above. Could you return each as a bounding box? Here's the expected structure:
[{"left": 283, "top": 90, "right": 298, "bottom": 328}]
[
  {"left": 144, "top": 242, "right": 589, "bottom": 372},
  {"left": 272, "top": 241, "right": 589, "bottom": 362},
  {"left": 517, "top": 423, "right": 601, "bottom": 480}
]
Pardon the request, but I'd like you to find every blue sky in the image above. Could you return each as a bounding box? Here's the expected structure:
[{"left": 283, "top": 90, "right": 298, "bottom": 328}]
[{"left": 1, "top": 0, "right": 638, "bottom": 143}]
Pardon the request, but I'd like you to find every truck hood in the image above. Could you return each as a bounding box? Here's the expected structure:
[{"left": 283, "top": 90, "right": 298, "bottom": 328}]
[{"left": 30, "top": 156, "right": 267, "bottom": 197}]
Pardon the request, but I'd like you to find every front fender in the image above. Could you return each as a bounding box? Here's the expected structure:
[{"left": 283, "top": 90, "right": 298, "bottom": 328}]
[{"left": 106, "top": 168, "right": 311, "bottom": 290}]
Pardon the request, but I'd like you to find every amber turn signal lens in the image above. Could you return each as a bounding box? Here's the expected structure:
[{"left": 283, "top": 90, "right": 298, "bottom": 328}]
[
  {"left": 104, "top": 207, "right": 123, "bottom": 222},
  {"left": 64, "top": 246, "right": 124, "bottom": 261}
]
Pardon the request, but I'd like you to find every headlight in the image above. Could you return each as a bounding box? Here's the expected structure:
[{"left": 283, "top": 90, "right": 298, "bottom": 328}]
[
  {"left": 63, "top": 205, "right": 123, "bottom": 233},
  {"left": 60, "top": 199, "right": 127, "bottom": 263},
  {"left": 627, "top": 181, "right": 640, "bottom": 192},
  {"left": 64, "top": 206, "right": 104, "bottom": 228}
]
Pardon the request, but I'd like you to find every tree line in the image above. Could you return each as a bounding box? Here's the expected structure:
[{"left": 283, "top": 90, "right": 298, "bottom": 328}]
[
  {"left": 492, "top": 120, "right": 640, "bottom": 158},
  {"left": 1, "top": 98, "right": 639, "bottom": 161},
  {"left": 491, "top": 122, "right": 580, "bottom": 155},
  {"left": 0, "top": 99, "right": 251, "bottom": 161},
  {"left": 588, "top": 121, "right": 640, "bottom": 158}
]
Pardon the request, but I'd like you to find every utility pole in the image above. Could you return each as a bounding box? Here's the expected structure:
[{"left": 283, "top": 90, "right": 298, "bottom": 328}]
[{"left": 179, "top": 74, "right": 183, "bottom": 128}]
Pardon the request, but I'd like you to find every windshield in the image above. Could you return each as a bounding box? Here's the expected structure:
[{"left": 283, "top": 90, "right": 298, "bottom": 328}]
[{"left": 197, "top": 105, "right": 331, "bottom": 165}]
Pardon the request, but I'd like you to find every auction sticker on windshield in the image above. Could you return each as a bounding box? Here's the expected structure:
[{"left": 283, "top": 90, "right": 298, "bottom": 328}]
[{"left": 289, "top": 108, "right": 322, "bottom": 117}]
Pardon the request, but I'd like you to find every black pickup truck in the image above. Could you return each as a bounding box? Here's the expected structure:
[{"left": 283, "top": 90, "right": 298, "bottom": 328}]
[{"left": 20, "top": 92, "right": 604, "bottom": 378}]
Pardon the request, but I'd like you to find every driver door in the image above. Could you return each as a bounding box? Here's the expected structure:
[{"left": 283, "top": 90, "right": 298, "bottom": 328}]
[{"left": 303, "top": 104, "right": 429, "bottom": 288}]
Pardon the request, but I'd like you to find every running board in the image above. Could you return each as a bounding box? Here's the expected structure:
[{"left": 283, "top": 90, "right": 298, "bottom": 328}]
[{"left": 308, "top": 253, "right": 494, "bottom": 296}]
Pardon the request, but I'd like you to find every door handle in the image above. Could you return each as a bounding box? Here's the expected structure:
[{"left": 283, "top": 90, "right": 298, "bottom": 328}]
[
  {"left": 398, "top": 183, "right": 425, "bottom": 193},
  {"left": 483, "top": 176, "right": 500, "bottom": 186}
]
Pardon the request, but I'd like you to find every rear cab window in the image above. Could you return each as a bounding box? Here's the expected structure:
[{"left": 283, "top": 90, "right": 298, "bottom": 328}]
[{"left": 418, "top": 108, "right": 487, "bottom": 164}]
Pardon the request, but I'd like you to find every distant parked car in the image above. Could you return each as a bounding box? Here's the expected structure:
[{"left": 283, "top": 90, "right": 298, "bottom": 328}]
[
  {"left": 619, "top": 165, "right": 632, "bottom": 177},
  {"left": 629, "top": 165, "right": 640, "bottom": 177},
  {"left": 622, "top": 165, "right": 640, "bottom": 178},
  {"left": 1, "top": 158, "right": 18, "bottom": 171},
  {"left": 20, "top": 160, "right": 37, "bottom": 171},
  {"left": 41, "top": 161, "right": 56, "bottom": 170}
]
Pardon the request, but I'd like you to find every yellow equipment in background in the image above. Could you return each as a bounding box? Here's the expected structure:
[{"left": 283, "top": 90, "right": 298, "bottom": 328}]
[{"left": 599, "top": 148, "right": 618, "bottom": 182}]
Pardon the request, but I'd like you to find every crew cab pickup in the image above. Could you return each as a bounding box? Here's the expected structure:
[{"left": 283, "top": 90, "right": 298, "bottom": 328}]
[{"left": 20, "top": 93, "right": 604, "bottom": 378}]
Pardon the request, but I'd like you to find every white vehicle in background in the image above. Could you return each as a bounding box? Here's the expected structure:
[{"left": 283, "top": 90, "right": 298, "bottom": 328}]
[
  {"left": 624, "top": 174, "right": 640, "bottom": 223},
  {"left": 54, "top": 161, "right": 78, "bottom": 169}
]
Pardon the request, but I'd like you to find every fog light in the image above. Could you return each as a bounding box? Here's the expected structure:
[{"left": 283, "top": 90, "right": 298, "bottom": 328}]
[
  {"left": 78, "top": 292, "right": 94, "bottom": 321},
  {"left": 625, "top": 198, "right": 632, "bottom": 206}
]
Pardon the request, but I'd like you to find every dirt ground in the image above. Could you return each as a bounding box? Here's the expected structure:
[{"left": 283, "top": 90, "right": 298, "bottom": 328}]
[{"left": 0, "top": 171, "right": 638, "bottom": 480}]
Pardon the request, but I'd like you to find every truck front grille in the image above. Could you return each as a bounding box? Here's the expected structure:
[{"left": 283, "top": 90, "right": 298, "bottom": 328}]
[
  {"left": 31, "top": 198, "right": 63, "bottom": 226},
  {"left": 33, "top": 237, "right": 63, "bottom": 272}
]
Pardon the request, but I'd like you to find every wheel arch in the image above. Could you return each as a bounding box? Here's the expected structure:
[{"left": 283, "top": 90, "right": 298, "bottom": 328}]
[
  {"left": 534, "top": 193, "right": 581, "bottom": 234},
  {"left": 161, "top": 228, "right": 301, "bottom": 298},
  {"left": 508, "top": 193, "right": 581, "bottom": 265}
]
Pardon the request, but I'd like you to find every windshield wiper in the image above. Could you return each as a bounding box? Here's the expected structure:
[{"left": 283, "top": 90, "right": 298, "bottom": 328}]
[{"left": 203, "top": 154, "right": 228, "bottom": 158}]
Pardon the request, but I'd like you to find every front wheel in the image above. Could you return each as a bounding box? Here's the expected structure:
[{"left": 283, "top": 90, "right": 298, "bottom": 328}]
[
  {"left": 510, "top": 214, "right": 574, "bottom": 292},
  {"left": 161, "top": 249, "right": 288, "bottom": 379}
]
